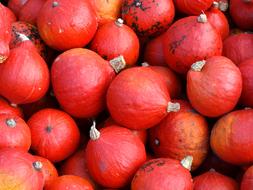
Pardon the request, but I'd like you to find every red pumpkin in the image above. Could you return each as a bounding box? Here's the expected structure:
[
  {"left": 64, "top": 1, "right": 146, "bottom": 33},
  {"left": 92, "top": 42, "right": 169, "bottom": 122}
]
[
  {"left": 0, "top": 148, "right": 44, "bottom": 190},
  {"left": 131, "top": 157, "right": 193, "bottom": 190},
  {"left": 10, "top": 21, "right": 47, "bottom": 59},
  {"left": 106, "top": 66, "right": 180, "bottom": 130},
  {"left": 33, "top": 156, "right": 58, "bottom": 187},
  {"left": 6, "top": 6, "right": 16, "bottom": 23},
  {"left": 90, "top": 18, "right": 139, "bottom": 66},
  {"left": 51, "top": 48, "right": 125, "bottom": 118},
  {"left": 91, "top": 0, "right": 122, "bottom": 26},
  {"left": 0, "top": 114, "right": 31, "bottom": 151},
  {"left": 193, "top": 170, "right": 239, "bottom": 190},
  {"left": 86, "top": 124, "right": 146, "bottom": 188},
  {"left": 7, "top": 0, "right": 28, "bottom": 17},
  {"left": 122, "top": 0, "right": 175, "bottom": 37},
  {"left": 0, "top": 3, "right": 12, "bottom": 63},
  {"left": 149, "top": 99, "right": 209, "bottom": 170},
  {"left": 173, "top": 0, "right": 213, "bottom": 15},
  {"left": 163, "top": 13, "right": 222, "bottom": 74},
  {"left": 187, "top": 56, "right": 242, "bottom": 117},
  {"left": 0, "top": 97, "right": 23, "bottom": 117},
  {"left": 241, "top": 165, "right": 253, "bottom": 190},
  {"left": 238, "top": 58, "right": 253, "bottom": 107},
  {"left": 230, "top": 0, "right": 253, "bottom": 30},
  {"left": 143, "top": 33, "right": 167, "bottom": 67},
  {"left": 44, "top": 175, "right": 94, "bottom": 190},
  {"left": 18, "top": 0, "right": 46, "bottom": 25},
  {"left": 0, "top": 40, "right": 50, "bottom": 104},
  {"left": 211, "top": 109, "right": 253, "bottom": 165},
  {"left": 28, "top": 108, "right": 80, "bottom": 162},
  {"left": 223, "top": 33, "right": 253, "bottom": 65},
  {"left": 37, "top": 0, "right": 97, "bottom": 51},
  {"left": 206, "top": 2, "right": 230, "bottom": 40},
  {"left": 60, "top": 149, "right": 97, "bottom": 188}
]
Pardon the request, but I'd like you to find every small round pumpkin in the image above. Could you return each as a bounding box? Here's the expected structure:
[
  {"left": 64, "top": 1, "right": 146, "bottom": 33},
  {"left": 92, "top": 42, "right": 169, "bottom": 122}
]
[
  {"left": 0, "top": 97, "right": 23, "bottom": 118},
  {"left": 90, "top": 18, "right": 139, "bottom": 66},
  {"left": 193, "top": 169, "right": 239, "bottom": 190},
  {"left": 44, "top": 175, "right": 94, "bottom": 190},
  {"left": 163, "top": 13, "right": 222, "bottom": 74},
  {"left": 51, "top": 48, "right": 126, "bottom": 118},
  {"left": 187, "top": 56, "right": 242, "bottom": 117},
  {"left": 28, "top": 108, "right": 80, "bottom": 163},
  {"left": 106, "top": 66, "right": 180, "bottom": 130},
  {"left": 211, "top": 109, "right": 253, "bottom": 165},
  {"left": 0, "top": 148, "right": 44, "bottom": 190},
  {"left": 122, "top": 0, "right": 175, "bottom": 37},
  {"left": 85, "top": 124, "right": 146, "bottom": 188},
  {"left": 37, "top": 0, "right": 97, "bottom": 51},
  {"left": 131, "top": 157, "right": 194, "bottom": 190},
  {"left": 241, "top": 165, "right": 253, "bottom": 190},
  {"left": 149, "top": 100, "right": 209, "bottom": 170}
]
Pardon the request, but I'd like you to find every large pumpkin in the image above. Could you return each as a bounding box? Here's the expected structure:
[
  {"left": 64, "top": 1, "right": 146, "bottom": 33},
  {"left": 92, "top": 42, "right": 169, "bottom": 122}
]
[
  {"left": 86, "top": 124, "right": 146, "bottom": 188},
  {"left": 187, "top": 56, "right": 242, "bottom": 117},
  {"left": 211, "top": 109, "right": 253, "bottom": 165},
  {"left": 0, "top": 148, "right": 44, "bottom": 190},
  {"left": 37, "top": 0, "right": 97, "bottom": 51},
  {"left": 163, "top": 13, "right": 222, "bottom": 74},
  {"left": 51, "top": 48, "right": 126, "bottom": 118},
  {"left": 149, "top": 100, "right": 209, "bottom": 170},
  {"left": 28, "top": 108, "right": 80, "bottom": 162},
  {"left": 241, "top": 165, "right": 253, "bottom": 190},
  {"left": 122, "top": 0, "right": 175, "bottom": 37},
  {"left": 0, "top": 40, "right": 50, "bottom": 104},
  {"left": 131, "top": 157, "right": 193, "bottom": 190},
  {"left": 106, "top": 66, "right": 180, "bottom": 130}
]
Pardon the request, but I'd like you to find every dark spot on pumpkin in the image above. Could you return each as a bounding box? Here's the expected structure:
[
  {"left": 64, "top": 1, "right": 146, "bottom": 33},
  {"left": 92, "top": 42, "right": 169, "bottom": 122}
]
[
  {"left": 156, "top": 160, "right": 165, "bottom": 166},
  {"left": 46, "top": 126, "right": 52, "bottom": 133},
  {"left": 102, "top": 55, "right": 108, "bottom": 60},
  {"left": 169, "top": 35, "right": 187, "bottom": 54}
]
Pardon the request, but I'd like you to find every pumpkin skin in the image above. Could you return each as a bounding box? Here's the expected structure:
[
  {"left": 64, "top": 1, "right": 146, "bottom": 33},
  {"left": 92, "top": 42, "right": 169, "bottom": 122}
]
[
  {"left": 51, "top": 48, "right": 123, "bottom": 118},
  {"left": 7, "top": 0, "right": 28, "bottom": 17},
  {"left": 37, "top": 0, "right": 97, "bottom": 51},
  {"left": 187, "top": 56, "right": 242, "bottom": 117},
  {"left": 173, "top": 0, "right": 213, "bottom": 15},
  {"left": 33, "top": 156, "right": 58, "bottom": 187},
  {"left": 144, "top": 33, "right": 167, "bottom": 67},
  {"left": 238, "top": 58, "right": 253, "bottom": 107},
  {"left": 230, "top": 0, "right": 253, "bottom": 30},
  {"left": 163, "top": 14, "right": 223, "bottom": 74},
  {"left": 0, "top": 3, "right": 12, "bottom": 63},
  {"left": 0, "top": 97, "right": 23, "bottom": 118},
  {"left": 131, "top": 158, "right": 193, "bottom": 190},
  {"left": 223, "top": 33, "right": 253, "bottom": 65},
  {"left": 10, "top": 21, "right": 47, "bottom": 59},
  {"left": 18, "top": 0, "right": 46, "bottom": 25},
  {"left": 90, "top": 19, "right": 139, "bottom": 66},
  {"left": 44, "top": 175, "right": 94, "bottom": 190},
  {"left": 206, "top": 2, "right": 230, "bottom": 40},
  {"left": 122, "top": 0, "right": 175, "bottom": 37},
  {"left": 211, "top": 109, "right": 253, "bottom": 165},
  {"left": 28, "top": 108, "right": 80, "bottom": 163},
  {"left": 0, "top": 41, "right": 50, "bottom": 104},
  {"left": 241, "top": 165, "right": 253, "bottom": 190},
  {"left": 106, "top": 66, "right": 175, "bottom": 130},
  {"left": 6, "top": 6, "right": 16, "bottom": 23},
  {"left": 0, "top": 148, "right": 44, "bottom": 190},
  {"left": 86, "top": 126, "right": 146, "bottom": 188},
  {"left": 193, "top": 170, "right": 239, "bottom": 190},
  {"left": 149, "top": 100, "right": 209, "bottom": 170},
  {"left": 0, "top": 114, "right": 31, "bottom": 151}
]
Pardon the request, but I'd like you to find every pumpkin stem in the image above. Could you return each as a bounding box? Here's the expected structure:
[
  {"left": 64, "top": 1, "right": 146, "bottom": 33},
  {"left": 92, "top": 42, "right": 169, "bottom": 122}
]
[
  {"left": 90, "top": 120, "right": 100, "bottom": 140},
  {"left": 141, "top": 62, "right": 150, "bottom": 67},
  {"left": 167, "top": 102, "right": 180, "bottom": 113},
  {"left": 181, "top": 155, "right": 193, "bottom": 171},
  {"left": 212, "top": 1, "right": 219, "bottom": 8},
  {"left": 218, "top": 1, "right": 228, "bottom": 11},
  {"left": 209, "top": 168, "right": 216, "bottom": 172},
  {"left": 191, "top": 60, "right": 206, "bottom": 72},
  {"left": 115, "top": 18, "right": 124, "bottom": 27},
  {"left": 6, "top": 118, "right": 16, "bottom": 128},
  {"left": 109, "top": 55, "right": 126, "bottom": 73},
  {"left": 33, "top": 161, "right": 43, "bottom": 171},
  {"left": 16, "top": 32, "right": 30, "bottom": 42},
  {"left": 197, "top": 13, "right": 208, "bottom": 23},
  {"left": 52, "top": 1, "right": 59, "bottom": 7},
  {"left": 0, "top": 55, "right": 7, "bottom": 63}
]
